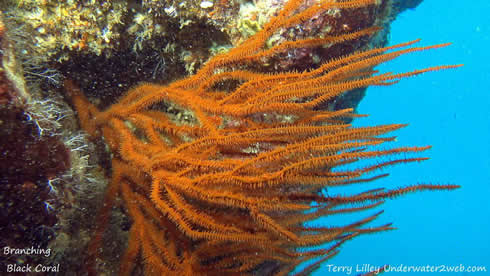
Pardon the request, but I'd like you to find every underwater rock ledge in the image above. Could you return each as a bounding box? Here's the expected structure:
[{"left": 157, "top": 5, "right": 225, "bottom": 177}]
[{"left": 0, "top": 0, "right": 455, "bottom": 275}]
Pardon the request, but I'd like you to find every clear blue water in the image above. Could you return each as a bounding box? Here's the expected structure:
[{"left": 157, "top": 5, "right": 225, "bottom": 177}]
[{"left": 313, "top": 0, "right": 490, "bottom": 275}]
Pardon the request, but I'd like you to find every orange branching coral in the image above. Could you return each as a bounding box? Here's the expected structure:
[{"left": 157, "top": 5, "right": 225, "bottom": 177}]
[{"left": 65, "top": 0, "right": 461, "bottom": 275}]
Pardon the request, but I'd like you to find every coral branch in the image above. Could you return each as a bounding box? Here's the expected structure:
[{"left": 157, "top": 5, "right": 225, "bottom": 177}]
[{"left": 65, "top": 0, "right": 461, "bottom": 274}]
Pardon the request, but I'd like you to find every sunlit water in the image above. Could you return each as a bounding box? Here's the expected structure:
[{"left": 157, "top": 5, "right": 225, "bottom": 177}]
[{"left": 313, "top": 0, "right": 490, "bottom": 275}]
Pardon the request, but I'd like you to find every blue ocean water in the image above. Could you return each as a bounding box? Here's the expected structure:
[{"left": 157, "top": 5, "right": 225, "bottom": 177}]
[{"left": 313, "top": 0, "right": 490, "bottom": 275}]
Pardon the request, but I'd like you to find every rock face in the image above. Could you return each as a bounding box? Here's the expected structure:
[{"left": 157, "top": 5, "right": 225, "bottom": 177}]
[
  {"left": 0, "top": 14, "right": 103, "bottom": 273},
  {"left": 0, "top": 0, "right": 435, "bottom": 275},
  {"left": 1, "top": 0, "right": 425, "bottom": 112},
  {"left": 0, "top": 15, "right": 68, "bottom": 269}
]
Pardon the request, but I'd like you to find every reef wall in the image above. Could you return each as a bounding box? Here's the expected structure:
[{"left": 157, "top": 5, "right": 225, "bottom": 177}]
[{"left": 0, "top": 0, "right": 431, "bottom": 274}]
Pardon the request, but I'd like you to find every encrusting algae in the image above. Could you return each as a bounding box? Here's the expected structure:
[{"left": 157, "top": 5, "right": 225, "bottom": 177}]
[
  {"left": 61, "top": 0, "right": 461, "bottom": 275},
  {"left": 3, "top": 0, "right": 126, "bottom": 62}
]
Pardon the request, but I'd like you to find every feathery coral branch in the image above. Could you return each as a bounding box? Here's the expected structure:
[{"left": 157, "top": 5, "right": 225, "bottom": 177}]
[{"left": 65, "top": 0, "right": 461, "bottom": 274}]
